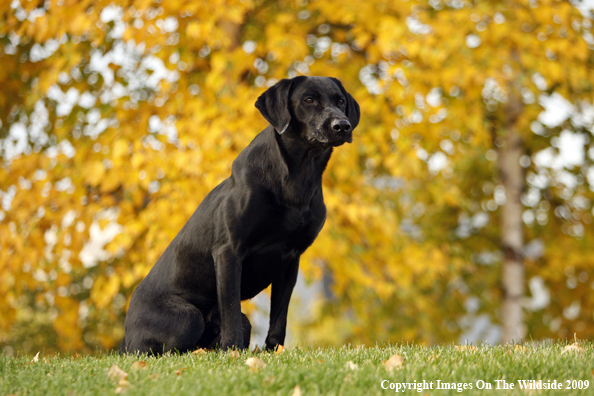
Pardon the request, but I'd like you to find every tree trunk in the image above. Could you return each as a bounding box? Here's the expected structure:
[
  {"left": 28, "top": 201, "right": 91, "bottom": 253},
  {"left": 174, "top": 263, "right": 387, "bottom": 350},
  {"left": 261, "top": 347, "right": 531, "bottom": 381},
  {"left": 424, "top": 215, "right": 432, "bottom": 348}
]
[{"left": 497, "top": 122, "right": 525, "bottom": 344}]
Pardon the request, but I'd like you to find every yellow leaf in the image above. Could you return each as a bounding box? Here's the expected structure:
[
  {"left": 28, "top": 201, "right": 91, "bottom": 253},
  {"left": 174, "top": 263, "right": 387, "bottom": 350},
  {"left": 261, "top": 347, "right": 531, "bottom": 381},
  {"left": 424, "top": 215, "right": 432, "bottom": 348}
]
[
  {"left": 130, "top": 361, "right": 147, "bottom": 370},
  {"left": 113, "top": 139, "right": 130, "bottom": 159},
  {"left": 345, "top": 361, "right": 358, "bottom": 370},
  {"left": 115, "top": 378, "right": 130, "bottom": 394},
  {"left": 291, "top": 385, "right": 302, "bottom": 396},
  {"left": 383, "top": 354, "right": 404, "bottom": 371},
  {"left": 245, "top": 357, "right": 266, "bottom": 371},
  {"left": 563, "top": 344, "right": 584, "bottom": 354},
  {"left": 107, "top": 364, "right": 128, "bottom": 383},
  {"left": 454, "top": 345, "right": 478, "bottom": 352},
  {"left": 84, "top": 161, "right": 106, "bottom": 187}
]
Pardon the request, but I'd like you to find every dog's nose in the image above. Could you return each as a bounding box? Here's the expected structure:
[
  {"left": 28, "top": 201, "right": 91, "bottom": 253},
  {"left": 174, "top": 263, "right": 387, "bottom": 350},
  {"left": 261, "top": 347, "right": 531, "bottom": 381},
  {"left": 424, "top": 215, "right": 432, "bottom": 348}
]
[{"left": 331, "top": 119, "right": 351, "bottom": 133}]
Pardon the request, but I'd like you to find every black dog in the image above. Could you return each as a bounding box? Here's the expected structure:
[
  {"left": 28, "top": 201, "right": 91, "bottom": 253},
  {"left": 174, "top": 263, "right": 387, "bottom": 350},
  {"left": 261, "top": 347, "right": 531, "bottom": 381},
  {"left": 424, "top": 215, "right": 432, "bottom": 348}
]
[{"left": 118, "top": 76, "right": 360, "bottom": 354}]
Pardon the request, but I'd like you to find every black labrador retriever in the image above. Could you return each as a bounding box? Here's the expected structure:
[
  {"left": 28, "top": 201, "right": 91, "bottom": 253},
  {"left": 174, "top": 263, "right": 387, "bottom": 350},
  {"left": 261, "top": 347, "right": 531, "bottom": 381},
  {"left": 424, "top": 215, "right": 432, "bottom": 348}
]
[{"left": 118, "top": 76, "right": 360, "bottom": 354}]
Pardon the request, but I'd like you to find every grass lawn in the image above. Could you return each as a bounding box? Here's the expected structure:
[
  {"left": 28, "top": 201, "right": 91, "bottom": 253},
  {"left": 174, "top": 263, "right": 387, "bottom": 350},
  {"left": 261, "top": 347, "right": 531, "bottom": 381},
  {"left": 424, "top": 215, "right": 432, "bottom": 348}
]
[{"left": 1, "top": 342, "right": 593, "bottom": 395}]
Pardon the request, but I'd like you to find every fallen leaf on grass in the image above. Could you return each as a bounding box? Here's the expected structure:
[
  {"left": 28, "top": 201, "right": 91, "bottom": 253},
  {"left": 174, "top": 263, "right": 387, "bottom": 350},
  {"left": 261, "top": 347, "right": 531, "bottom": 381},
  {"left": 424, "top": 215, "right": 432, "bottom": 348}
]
[
  {"left": 176, "top": 368, "right": 186, "bottom": 376},
  {"left": 115, "top": 378, "right": 130, "bottom": 394},
  {"left": 454, "top": 345, "right": 478, "bottom": 351},
  {"left": 245, "top": 357, "right": 266, "bottom": 371},
  {"left": 262, "top": 376, "right": 276, "bottom": 385},
  {"left": 292, "top": 384, "right": 302, "bottom": 396},
  {"left": 514, "top": 345, "right": 526, "bottom": 352},
  {"left": 383, "top": 354, "right": 404, "bottom": 372},
  {"left": 31, "top": 352, "right": 40, "bottom": 363},
  {"left": 252, "top": 345, "right": 262, "bottom": 354},
  {"left": 523, "top": 385, "right": 543, "bottom": 395},
  {"left": 130, "top": 361, "right": 147, "bottom": 370},
  {"left": 345, "top": 361, "right": 358, "bottom": 371},
  {"left": 275, "top": 345, "right": 285, "bottom": 354},
  {"left": 229, "top": 350, "right": 240, "bottom": 359},
  {"left": 563, "top": 344, "right": 584, "bottom": 353},
  {"left": 107, "top": 364, "right": 128, "bottom": 383},
  {"left": 192, "top": 348, "right": 208, "bottom": 355}
]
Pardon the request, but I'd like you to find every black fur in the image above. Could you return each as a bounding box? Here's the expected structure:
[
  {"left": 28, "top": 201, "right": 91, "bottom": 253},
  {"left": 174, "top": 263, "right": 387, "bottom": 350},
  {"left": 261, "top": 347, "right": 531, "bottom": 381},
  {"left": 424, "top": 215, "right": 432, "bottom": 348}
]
[{"left": 118, "top": 76, "right": 360, "bottom": 354}]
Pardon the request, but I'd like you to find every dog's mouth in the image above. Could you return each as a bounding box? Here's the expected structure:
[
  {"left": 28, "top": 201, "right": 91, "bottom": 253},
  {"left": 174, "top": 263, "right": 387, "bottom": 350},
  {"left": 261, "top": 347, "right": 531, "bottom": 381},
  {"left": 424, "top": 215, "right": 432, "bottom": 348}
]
[
  {"left": 307, "top": 132, "right": 353, "bottom": 147},
  {"left": 340, "top": 134, "right": 353, "bottom": 144},
  {"left": 329, "top": 136, "right": 351, "bottom": 146}
]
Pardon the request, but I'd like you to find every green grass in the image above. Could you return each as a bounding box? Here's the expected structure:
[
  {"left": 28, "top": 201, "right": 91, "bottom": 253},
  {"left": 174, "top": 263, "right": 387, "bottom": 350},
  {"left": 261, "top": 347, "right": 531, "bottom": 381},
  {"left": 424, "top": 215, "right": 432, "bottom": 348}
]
[{"left": 1, "top": 342, "right": 593, "bottom": 395}]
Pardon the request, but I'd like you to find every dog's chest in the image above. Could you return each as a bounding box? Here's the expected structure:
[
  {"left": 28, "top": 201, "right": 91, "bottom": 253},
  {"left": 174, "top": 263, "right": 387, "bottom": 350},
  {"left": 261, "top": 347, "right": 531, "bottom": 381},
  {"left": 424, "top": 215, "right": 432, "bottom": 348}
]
[
  {"left": 240, "top": 206, "right": 322, "bottom": 299},
  {"left": 282, "top": 206, "right": 308, "bottom": 231},
  {"left": 276, "top": 201, "right": 325, "bottom": 244},
  {"left": 247, "top": 202, "right": 324, "bottom": 257}
]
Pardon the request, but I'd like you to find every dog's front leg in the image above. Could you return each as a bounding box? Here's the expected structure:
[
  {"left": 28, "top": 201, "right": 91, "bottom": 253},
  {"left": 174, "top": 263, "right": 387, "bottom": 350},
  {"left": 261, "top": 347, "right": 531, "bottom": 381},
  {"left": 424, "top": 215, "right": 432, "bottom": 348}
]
[
  {"left": 265, "top": 257, "right": 299, "bottom": 350},
  {"left": 213, "top": 246, "right": 244, "bottom": 350}
]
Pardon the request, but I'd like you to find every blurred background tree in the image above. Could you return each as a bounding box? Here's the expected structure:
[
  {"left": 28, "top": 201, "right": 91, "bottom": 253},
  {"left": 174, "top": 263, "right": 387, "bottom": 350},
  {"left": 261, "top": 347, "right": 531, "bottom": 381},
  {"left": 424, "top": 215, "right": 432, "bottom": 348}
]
[{"left": 0, "top": 0, "right": 593, "bottom": 354}]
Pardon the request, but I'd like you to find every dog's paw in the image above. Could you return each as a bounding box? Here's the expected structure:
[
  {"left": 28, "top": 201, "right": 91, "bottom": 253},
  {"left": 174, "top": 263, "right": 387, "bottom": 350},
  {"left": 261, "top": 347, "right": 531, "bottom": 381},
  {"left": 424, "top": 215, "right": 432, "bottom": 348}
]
[
  {"left": 264, "top": 337, "right": 283, "bottom": 352},
  {"left": 220, "top": 335, "right": 246, "bottom": 351},
  {"left": 221, "top": 344, "right": 247, "bottom": 351}
]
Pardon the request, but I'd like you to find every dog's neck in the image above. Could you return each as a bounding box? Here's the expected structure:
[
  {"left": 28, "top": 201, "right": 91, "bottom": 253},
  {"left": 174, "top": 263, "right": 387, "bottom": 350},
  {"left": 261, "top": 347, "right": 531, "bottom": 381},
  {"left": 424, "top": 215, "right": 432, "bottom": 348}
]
[
  {"left": 262, "top": 126, "right": 331, "bottom": 206},
  {"left": 233, "top": 126, "right": 333, "bottom": 207},
  {"left": 275, "top": 127, "right": 332, "bottom": 173},
  {"left": 273, "top": 126, "right": 332, "bottom": 207}
]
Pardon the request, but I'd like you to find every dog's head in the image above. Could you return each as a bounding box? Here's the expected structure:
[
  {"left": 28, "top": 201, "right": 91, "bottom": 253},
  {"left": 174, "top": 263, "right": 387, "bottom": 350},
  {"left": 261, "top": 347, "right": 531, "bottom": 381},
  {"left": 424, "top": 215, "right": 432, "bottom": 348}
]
[{"left": 255, "top": 76, "right": 360, "bottom": 147}]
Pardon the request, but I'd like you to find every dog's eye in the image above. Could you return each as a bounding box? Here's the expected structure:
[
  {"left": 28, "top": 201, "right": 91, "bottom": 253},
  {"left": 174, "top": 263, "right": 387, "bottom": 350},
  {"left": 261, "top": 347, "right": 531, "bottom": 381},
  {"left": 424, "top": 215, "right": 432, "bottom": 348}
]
[
  {"left": 304, "top": 97, "right": 314, "bottom": 104},
  {"left": 338, "top": 99, "right": 345, "bottom": 106}
]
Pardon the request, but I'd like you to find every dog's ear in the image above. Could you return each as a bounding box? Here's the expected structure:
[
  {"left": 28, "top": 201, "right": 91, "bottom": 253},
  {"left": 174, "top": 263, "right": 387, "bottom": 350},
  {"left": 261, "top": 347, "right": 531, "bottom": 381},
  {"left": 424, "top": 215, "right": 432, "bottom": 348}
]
[
  {"left": 329, "top": 78, "right": 361, "bottom": 130},
  {"left": 255, "top": 79, "right": 294, "bottom": 134}
]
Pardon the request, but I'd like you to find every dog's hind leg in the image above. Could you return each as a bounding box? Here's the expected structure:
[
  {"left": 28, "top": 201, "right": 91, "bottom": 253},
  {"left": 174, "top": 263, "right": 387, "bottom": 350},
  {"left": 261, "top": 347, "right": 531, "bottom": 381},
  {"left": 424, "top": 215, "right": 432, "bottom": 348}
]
[
  {"left": 198, "top": 307, "right": 252, "bottom": 349},
  {"left": 121, "top": 294, "right": 206, "bottom": 355},
  {"left": 117, "top": 337, "right": 127, "bottom": 354},
  {"left": 241, "top": 313, "right": 252, "bottom": 348}
]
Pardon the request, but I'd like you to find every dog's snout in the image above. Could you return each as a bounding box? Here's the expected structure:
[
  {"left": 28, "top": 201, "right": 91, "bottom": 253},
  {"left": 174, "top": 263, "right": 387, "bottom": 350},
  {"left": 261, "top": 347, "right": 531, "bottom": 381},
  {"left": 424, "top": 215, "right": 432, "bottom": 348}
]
[{"left": 331, "top": 119, "right": 351, "bottom": 133}]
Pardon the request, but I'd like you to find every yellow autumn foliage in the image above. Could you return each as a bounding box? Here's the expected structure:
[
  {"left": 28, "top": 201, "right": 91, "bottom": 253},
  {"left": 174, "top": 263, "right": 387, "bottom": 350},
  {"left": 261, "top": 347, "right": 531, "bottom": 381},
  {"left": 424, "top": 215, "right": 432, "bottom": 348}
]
[{"left": 0, "top": 0, "right": 593, "bottom": 354}]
